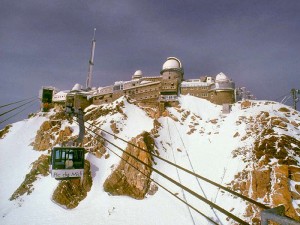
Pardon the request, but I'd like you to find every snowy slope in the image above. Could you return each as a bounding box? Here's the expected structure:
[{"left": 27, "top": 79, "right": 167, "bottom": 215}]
[{"left": 0, "top": 96, "right": 299, "bottom": 225}]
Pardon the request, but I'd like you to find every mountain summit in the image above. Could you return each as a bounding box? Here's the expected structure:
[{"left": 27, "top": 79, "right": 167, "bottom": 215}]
[{"left": 0, "top": 95, "right": 300, "bottom": 225}]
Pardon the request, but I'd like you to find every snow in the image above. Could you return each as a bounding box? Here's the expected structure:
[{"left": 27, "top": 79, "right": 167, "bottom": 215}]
[{"left": 0, "top": 96, "right": 299, "bottom": 225}]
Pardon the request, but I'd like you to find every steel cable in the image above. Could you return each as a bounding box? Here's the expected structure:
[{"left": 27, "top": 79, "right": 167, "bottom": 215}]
[
  {"left": 83, "top": 124, "right": 219, "bottom": 225},
  {"left": 166, "top": 118, "right": 197, "bottom": 225},
  {"left": 84, "top": 120, "right": 269, "bottom": 210},
  {"left": 0, "top": 101, "right": 37, "bottom": 125},
  {"left": 0, "top": 98, "right": 37, "bottom": 117},
  {"left": 81, "top": 120, "right": 250, "bottom": 225},
  {"left": 0, "top": 96, "right": 36, "bottom": 109}
]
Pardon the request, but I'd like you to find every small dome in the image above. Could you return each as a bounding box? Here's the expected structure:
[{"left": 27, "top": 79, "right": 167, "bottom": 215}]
[
  {"left": 72, "top": 83, "right": 82, "bottom": 91},
  {"left": 132, "top": 70, "right": 143, "bottom": 80},
  {"left": 216, "top": 72, "right": 229, "bottom": 82},
  {"left": 160, "top": 57, "right": 184, "bottom": 75}
]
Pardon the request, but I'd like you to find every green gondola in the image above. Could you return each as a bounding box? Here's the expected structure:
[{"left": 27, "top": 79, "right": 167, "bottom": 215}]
[{"left": 50, "top": 147, "right": 85, "bottom": 180}]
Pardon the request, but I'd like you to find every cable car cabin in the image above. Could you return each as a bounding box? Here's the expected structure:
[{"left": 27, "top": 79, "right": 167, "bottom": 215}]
[{"left": 50, "top": 147, "right": 85, "bottom": 180}]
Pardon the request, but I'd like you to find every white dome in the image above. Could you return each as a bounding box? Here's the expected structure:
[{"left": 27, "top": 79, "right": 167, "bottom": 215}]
[
  {"left": 216, "top": 72, "right": 229, "bottom": 82},
  {"left": 132, "top": 70, "right": 143, "bottom": 80},
  {"left": 162, "top": 57, "right": 182, "bottom": 70},
  {"left": 134, "top": 70, "right": 143, "bottom": 76},
  {"left": 72, "top": 83, "right": 82, "bottom": 91}
]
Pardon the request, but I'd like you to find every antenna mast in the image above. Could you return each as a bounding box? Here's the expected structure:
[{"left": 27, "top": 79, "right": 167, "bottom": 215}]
[
  {"left": 86, "top": 28, "right": 96, "bottom": 89},
  {"left": 291, "top": 88, "right": 299, "bottom": 110}
]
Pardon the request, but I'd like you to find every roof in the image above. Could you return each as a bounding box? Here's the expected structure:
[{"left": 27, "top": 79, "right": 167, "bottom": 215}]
[{"left": 161, "top": 57, "right": 184, "bottom": 75}]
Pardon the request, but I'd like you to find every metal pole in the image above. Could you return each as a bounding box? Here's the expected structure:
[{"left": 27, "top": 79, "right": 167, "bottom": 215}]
[
  {"left": 86, "top": 28, "right": 96, "bottom": 89},
  {"left": 76, "top": 109, "right": 85, "bottom": 145},
  {"left": 291, "top": 89, "right": 296, "bottom": 110}
]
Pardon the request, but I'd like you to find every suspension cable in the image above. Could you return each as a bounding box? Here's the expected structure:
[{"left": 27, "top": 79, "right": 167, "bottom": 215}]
[
  {"left": 166, "top": 118, "right": 196, "bottom": 225},
  {"left": 85, "top": 120, "right": 269, "bottom": 210},
  {"left": 0, "top": 98, "right": 37, "bottom": 117},
  {"left": 0, "top": 102, "right": 37, "bottom": 125},
  {"left": 83, "top": 125, "right": 218, "bottom": 225},
  {"left": 171, "top": 118, "right": 222, "bottom": 224},
  {"left": 82, "top": 120, "right": 250, "bottom": 225},
  {"left": 274, "top": 92, "right": 290, "bottom": 101},
  {"left": 0, "top": 96, "right": 36, "bottom": 109}
]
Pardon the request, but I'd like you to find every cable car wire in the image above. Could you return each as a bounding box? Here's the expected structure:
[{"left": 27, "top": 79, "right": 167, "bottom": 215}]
[
  {"left": 171, "top": 118, "right": 222, "bottom": 224},
  {"left": 84, "top": 120, "right": 269, "bottom": 210},
  {"left": 274, "top": 92, "right": 290, "bottom": 101},
  {"left": 166, "top": 118, "right": 196, "bottom": 225},
  {"left": 83, "top": 123, "right": 219, "bottom": 224},
  {"left": 81, "top": 120, "right": 250, "bottom": 225},
  {"left": 83, "top": 125, "right": 219, "bottom": 225},
  {"left": 0, "top": 96, "right": 36, "bottom": 109},
  {"left": 0, "top": 98, "right": 37, "bottom": 117},
  {"left": 0, "top": 102, "right": 37, "bottom": 125}
]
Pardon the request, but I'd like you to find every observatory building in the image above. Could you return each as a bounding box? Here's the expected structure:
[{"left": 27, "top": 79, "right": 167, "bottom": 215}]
[
  {"left": 40, "top": 57, "right": 236, "bottom": 112},
  {"left": 92, "top": 57, "right": 235, "bottom": 107}
]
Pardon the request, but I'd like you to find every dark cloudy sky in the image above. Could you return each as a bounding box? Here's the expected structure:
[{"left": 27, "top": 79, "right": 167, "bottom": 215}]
[{"left": 1, "top": 0, "right": 300, "bottom": 128}]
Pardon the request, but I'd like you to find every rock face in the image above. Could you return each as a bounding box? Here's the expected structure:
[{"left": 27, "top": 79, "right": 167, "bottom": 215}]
[
  {"left": 83, "top": 128, "right": 106, "bottom": 158},
  {"left": 103, "top": 132, "right": 154, "bottom": 199},
  {"left": 52, "top": 160, "right": 93, "bottom": 209},
  {"left": 0, "top": 125, "right": 12, "bottom": 139},
  {"left": 32, "top": 119, "right": 75, "bottom": 151},
  {"left": 10, "top": 155, "right": 49, "bottom": 200},
  {"left": 84, "top": 100, "right": 127, "bottom": 122},
  {"left": 230, "top": 110, "right": 300, "bottom": 223}
]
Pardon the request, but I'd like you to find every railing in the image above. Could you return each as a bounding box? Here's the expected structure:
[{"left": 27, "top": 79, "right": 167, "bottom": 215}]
[
  {"left": 210, "top": 82, "right": 235, "bottom": 90},
  {"left": 159, "top": 95, "right": 179, "bottom": 102},
  {"left": 261, "top": 205, "right": 300, "bottom": 225}
]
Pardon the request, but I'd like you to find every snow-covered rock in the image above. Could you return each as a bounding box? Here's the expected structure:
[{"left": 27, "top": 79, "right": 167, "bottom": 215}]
[{"left": 0, "top": 96, "right": 300, "bottom": 225}]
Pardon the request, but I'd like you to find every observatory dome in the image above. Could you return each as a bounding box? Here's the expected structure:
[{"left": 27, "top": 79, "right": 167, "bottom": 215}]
[
  {"left": 132, "top": 70, "right": 143, "bottom": 80},
  {"left": 160, "top": 57, "right": 184, "bottom": 75},
  {"left": 162, "top": 57, "right": 181, "bottom": 70},
  {"left": 216, "top": 72, "right": 229, "bottom": 82},
  {"left": 72, "top": 83, "right": 82, "bottom": 91}
]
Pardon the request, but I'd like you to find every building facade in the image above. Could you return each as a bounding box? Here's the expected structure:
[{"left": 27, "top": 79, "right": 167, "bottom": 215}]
[
  {"left": 91, "top": 57, "right": 236, "bottom": 107},
  {"left": 40, "top": 57, "right": 237, "bottom": 111}
]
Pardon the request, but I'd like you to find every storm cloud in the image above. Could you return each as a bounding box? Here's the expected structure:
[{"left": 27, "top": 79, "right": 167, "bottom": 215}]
[{"left": 1, "top": 0, "right": 299, "bottom": 127}]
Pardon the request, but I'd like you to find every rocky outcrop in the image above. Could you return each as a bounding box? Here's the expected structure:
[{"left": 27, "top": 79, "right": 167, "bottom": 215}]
[
  {"left": 241, "top": 100, "right": 252, "bottom": 109},
  {"left": 110, "top": 120, "right": 120, "bottom": 134},
  {"left": 0, "top": 125, "right": 11, "bottom": 139},
  {"left": 84, "top": 100, "right": 127, "bottom": 122},
  {"left": 103, "top": 132, "right": 154, "bottom": 199},
  {"left": 32, "top": 120, "right": 74, "bottom": 151},
  {"left": 230, "top": 110, "right": 300, "bottom": 223},
  {"left": 233, "top": 164, "right": 300, "bottom": 224},
  {"left": 52, "top": 160, "right": 93, "bottom": 209},
  {"left": 10, "top": 155, "right": 49, "bottom": 200},
  {"left": 83, "top": 127, "right": 106, "bottom": 158},
  {"left": 54, "top": 126, "right": 74, "bottom": 146},
  {"left": 151, "top": 119, "right": 161, "bottom": 138}
]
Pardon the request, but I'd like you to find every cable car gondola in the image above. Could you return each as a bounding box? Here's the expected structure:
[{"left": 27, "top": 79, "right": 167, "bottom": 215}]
[
  {"left": 50, "top": 107, "right": 86, "bottom": 180},
  {"left": 50, "top": 147, "right": 85, "bottom": 180}
]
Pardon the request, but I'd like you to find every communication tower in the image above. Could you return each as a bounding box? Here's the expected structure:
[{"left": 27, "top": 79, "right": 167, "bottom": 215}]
[{"left": 86, "top": 28, "right": 96, "bottom": 89}]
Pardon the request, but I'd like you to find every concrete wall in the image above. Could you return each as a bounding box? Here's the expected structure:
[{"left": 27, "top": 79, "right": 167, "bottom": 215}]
[
  {"left": 161, "top": 71, "right": 182, "bottom": 81},
  {"left": 209, "top": 90, "right": 235, "bottom": 105},
  {"left": 181, "top": 86, "right": 210, "bottom": 100},
  {"left": 161, "top": 79, "right": 179, "bottom": 94}
]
